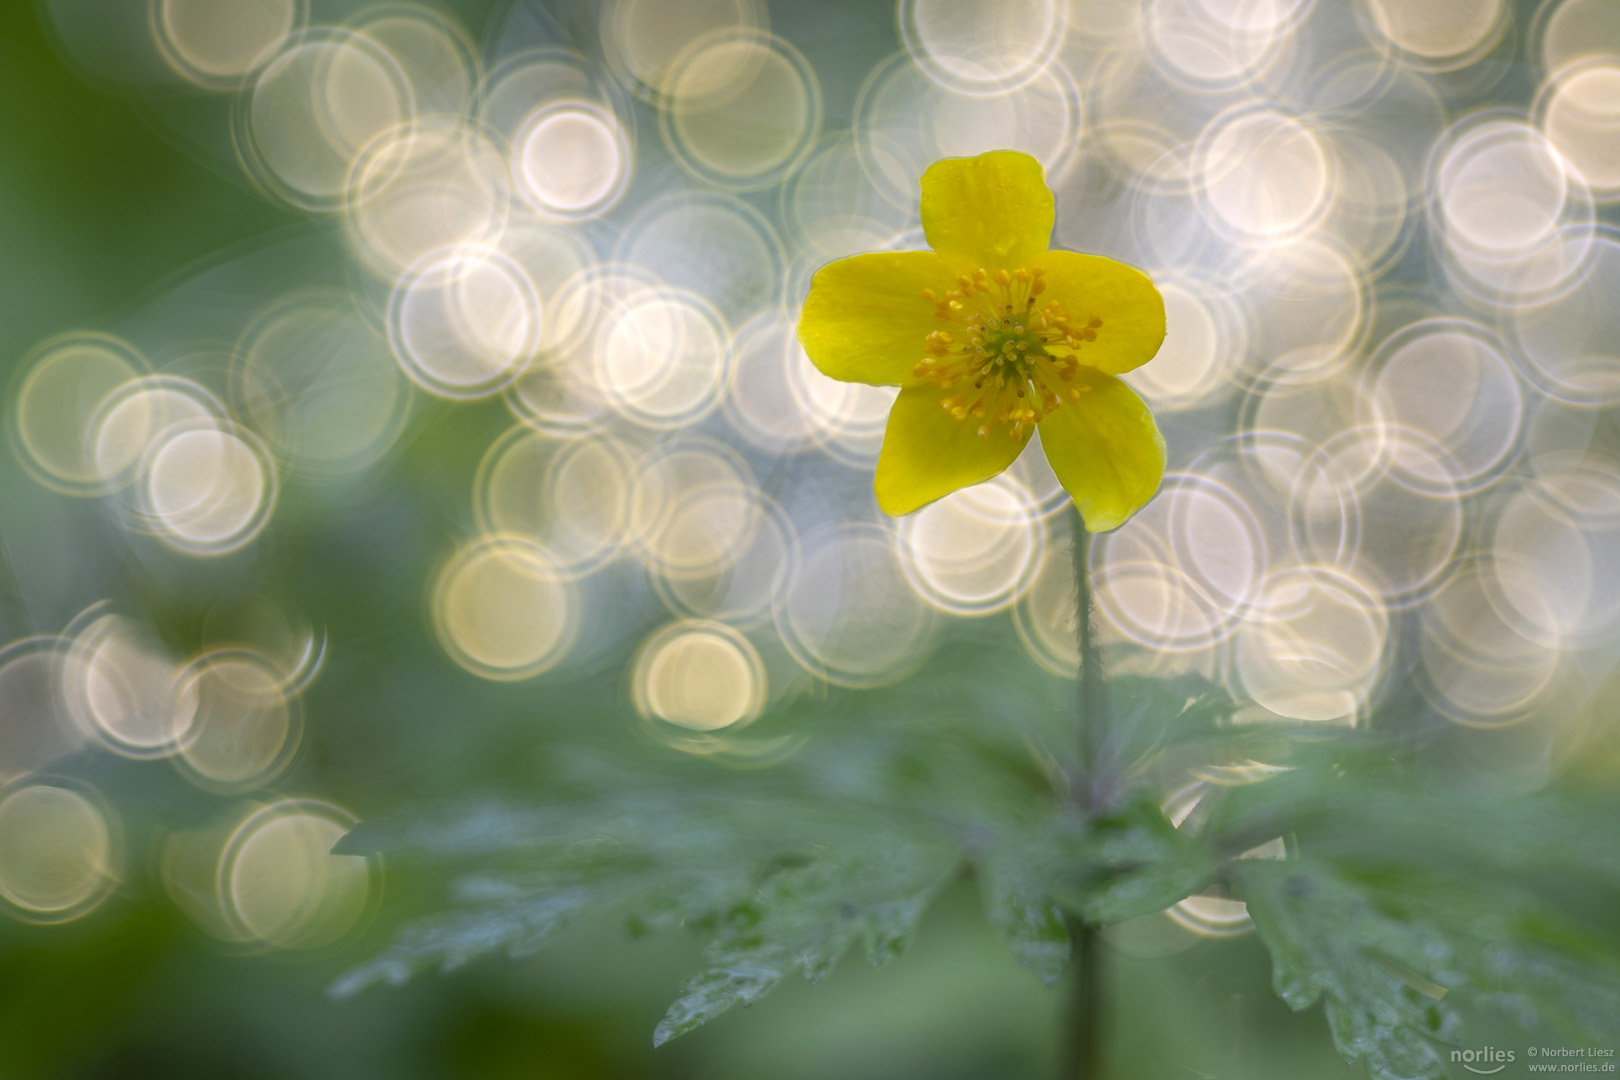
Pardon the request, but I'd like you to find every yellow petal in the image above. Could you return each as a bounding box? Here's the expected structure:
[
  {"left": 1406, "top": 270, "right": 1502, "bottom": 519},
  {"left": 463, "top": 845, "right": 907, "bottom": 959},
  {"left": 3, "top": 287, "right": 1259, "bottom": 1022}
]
[
  {"left": 1036, "top": 370, "right": 1165, "bottom": 532},
  {"left": 797, "top": 250, "right": 953, "bottom": 386},
  {"left": 1030, "top": 250, "right": 1166, "bottom": 376},
  {"left": 920, "top": 151, "right": 1054, "bottom": 275},
  {"left": 874, "top": 385, "right": 1030, "bottom": 516}
]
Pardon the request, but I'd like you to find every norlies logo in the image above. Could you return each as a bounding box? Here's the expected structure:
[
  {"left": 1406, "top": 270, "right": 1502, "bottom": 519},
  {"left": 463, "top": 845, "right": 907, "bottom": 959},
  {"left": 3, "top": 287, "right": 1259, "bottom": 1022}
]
[{"left": 1453, "top": 1047, "right": 1518, "bottom": 1075}]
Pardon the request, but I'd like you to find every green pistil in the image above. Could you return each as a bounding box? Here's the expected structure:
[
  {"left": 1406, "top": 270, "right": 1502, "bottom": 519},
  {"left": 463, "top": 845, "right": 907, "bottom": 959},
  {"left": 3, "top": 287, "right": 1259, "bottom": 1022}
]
[{"left": 975, "top": 325, "right": 1048, "bottom": 380}]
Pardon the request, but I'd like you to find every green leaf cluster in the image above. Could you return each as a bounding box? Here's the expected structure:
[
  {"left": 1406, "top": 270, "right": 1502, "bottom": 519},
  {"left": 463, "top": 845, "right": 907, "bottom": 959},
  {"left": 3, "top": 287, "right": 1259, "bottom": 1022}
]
[{"left": 334, "top": 643, "right": 1620, "bottom": 1075}]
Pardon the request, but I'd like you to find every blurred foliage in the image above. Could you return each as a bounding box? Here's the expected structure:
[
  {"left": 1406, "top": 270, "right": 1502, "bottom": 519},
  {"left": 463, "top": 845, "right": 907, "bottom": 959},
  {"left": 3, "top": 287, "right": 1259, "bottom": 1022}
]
[{"left": 340, "top": 637, "right": 1620, "bottom": 1078}]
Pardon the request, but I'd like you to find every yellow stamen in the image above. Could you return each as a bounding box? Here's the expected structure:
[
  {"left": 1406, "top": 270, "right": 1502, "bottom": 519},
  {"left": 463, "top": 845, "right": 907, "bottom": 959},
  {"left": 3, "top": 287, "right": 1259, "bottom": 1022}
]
[{"left": 910, "top": 265, "right": 1104, "bottom": 441}]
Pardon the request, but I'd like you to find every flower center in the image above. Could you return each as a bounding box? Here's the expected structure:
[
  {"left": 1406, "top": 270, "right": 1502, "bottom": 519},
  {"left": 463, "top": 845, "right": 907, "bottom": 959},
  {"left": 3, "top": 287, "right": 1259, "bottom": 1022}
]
[{"left": 913, "top": 266, "right": 1103, "bottom": 441}]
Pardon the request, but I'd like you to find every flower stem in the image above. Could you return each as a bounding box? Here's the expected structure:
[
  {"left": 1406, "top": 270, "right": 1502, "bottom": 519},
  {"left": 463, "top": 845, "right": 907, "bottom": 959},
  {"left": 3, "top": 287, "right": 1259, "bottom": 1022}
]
[
  {"left": 1070, "top": 509, "right": 1106, "bottom": 813},
  {"left": 1065, "top": 505, "right": 1105, "bottom": 1080},
  {"left": 1065, "top": 911, "right": 1102, "bottom": 1080}
]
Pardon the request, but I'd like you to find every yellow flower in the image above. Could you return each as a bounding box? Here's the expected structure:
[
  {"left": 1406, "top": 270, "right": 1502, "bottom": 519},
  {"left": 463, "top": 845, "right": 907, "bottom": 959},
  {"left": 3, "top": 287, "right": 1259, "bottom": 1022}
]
[{"left": 796, "top": 150, "right": 1166, "bottom": 531}]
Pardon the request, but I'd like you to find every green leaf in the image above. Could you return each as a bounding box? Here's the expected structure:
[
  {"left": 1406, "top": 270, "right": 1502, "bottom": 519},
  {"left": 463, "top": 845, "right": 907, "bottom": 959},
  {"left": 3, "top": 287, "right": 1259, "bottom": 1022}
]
[
  {"left": 1214, "top": 756, "right": 1620, "bottom": 1079},
  {"left": 974, "top": 793, "right": 1215, "bottom": 986},
  {"left": 623, "top": 863, "right": 758, "bottom": 938},
  {"left": 1205, "top": 757, "right": 1620, "bottom": 891},
  {"left": 1237, "top": 852, "right": 1620, "bottom": 1080},
  {"left": 331, "top": 774, "right": 963, "bottom": 1046},
  {"left": 330, "top": 874, "right": 598, "bottom": 998},
  {"left": 1237, "top": 860, "right": 1461, "bottom": 1080},
  {"left": 1068, "top": 793, "right": 1216, "bottom": 926},
  {"left": 653, "top": 838, "right": 958, "bottom": 1045},
  {"left": 1087, "top": 673, "right": 1249, "bottom": 800},
  {"left": 977, "top": 836, "right": 1074, "bottom": 986}
]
